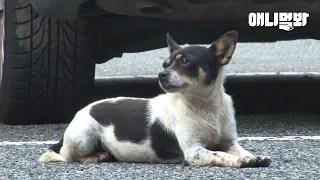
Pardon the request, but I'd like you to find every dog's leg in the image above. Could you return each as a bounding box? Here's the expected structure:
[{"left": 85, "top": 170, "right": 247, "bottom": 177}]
[
  {"left": 222, "top": 140, "right": 254, "bottom": 157},
  {"left": 57, "top": 112, "right": 112, "bottom": 163},
  {"left": 184, "top": 147, "right": 270, "bottom": 168},
  {"left": 59, "top": 135, "right": 110, "bottom": 163},
  {"left": 222, "top": 140, "right": 269, "bottom": 159},
  {"left": 219, "top": 113, "right": 270, "bottom": 162},
  {"left": 218, "top": 140, "right": 271, "bottom": 168}
]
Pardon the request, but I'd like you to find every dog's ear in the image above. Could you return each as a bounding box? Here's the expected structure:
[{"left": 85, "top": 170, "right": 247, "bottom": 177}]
[
  {"left": 209, "top": 31, "right": 238, "bottom": 66},
  {"left": 166, "top": 33, "right": 181, "bottom": 54}
]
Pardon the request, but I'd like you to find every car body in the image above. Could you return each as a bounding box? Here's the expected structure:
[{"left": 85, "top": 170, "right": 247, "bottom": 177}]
[{"left": 31, "top": 0, "right": 319, "bottom": 64}]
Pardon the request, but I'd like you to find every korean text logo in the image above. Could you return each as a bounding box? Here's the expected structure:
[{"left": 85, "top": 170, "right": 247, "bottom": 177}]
[{"left": 248, "top": 12, "right": 309, "bottom": 31}]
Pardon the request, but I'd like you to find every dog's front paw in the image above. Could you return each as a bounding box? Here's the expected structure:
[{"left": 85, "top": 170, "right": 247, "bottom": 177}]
[
  {"left": 255, "top": 155, "right": 271, "bottom": 167},
  {"left": 239, "top": 155, "right": 271, "bottom": 168}
]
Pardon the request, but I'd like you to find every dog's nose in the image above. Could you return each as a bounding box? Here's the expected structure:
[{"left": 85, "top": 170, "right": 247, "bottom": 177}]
[{"left": 158, "top": 71, "right": 169, "bottom": 79}]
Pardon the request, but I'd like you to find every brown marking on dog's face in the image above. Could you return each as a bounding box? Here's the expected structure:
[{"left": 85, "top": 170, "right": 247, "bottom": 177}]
[
  {"left": 198, "top": 67, "right": 206, "bottom": 83},
  {"left": 179, "top": 73, "right": 196, "bottom": 86},
  {"left": 163, "top": 58, "right": 171, "bottom": 68},
  {"left": 175, "top": 54, "right": 183, "bottom": 61}
]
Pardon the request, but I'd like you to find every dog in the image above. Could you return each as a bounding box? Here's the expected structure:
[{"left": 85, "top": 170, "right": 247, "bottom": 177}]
[{"left": 39, "top": 30, "right": 271, "bottom": 168}]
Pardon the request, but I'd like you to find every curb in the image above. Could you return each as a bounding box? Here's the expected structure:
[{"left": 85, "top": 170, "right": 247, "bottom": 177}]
[{"left": 93, "top": 72, "right": 320, "bottom": 115}]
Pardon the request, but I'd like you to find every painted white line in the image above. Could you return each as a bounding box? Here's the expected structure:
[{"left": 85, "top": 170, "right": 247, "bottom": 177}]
[
  {"left": 95, "top": 72, "right": 320, "bottom": 80},
  {"left": 0, "top": 141, "right": 59, "bottom": 146},
  {"left": 237, "top": 136, "right": 320, "bottom": 141},
  {"left": 0, "top": 136, "right": 320, "bottom": 146}
]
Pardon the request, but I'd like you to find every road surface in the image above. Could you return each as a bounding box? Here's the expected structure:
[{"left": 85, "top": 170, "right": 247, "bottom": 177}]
[
  {"left": 1, "top": 39, "right": 320, "bottom": 179},
  {"left": 1, "top": 113, "right": 320, "bottom": 180}
]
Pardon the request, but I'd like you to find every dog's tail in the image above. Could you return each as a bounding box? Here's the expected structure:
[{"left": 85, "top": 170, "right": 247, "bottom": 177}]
[{"left": 38, "top": 138, "right": 67, "bottom": 162}]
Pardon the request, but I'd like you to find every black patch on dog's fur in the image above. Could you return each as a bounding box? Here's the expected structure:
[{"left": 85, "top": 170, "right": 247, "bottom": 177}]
[
  {"left": 89, "top": 98, "right": 149, "bottom": 143},
  {"left": 49, "top": 138, "right": 63, "bottom": 153},
  {"left": 150, "top": 119, "right": 183, "bottom": 160}
]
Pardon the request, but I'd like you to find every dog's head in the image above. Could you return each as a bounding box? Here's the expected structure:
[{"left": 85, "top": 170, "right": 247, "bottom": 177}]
[{"left": 158, "top": 31, "right": 238, "bottom": 94}]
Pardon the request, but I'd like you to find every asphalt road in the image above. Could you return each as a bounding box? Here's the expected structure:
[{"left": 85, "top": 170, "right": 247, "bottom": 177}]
[
  {"left": 95, "top": 39, "right": 320, "bottom": 77},
  {"left": 1, "top": 113, "right": 320, "bottom": 180},
  {"left": 1, "top": 28, "right": 320, "bottom": 179}
]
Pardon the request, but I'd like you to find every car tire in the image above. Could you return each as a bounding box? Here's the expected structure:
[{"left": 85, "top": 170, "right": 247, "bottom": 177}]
[{"left": 0, "top": 0, "right": 96, "bottom": 125}]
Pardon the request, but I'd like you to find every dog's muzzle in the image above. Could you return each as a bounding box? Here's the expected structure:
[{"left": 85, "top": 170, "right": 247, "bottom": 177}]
[
  {"left": 158, "top": 71, "right": 187, "bottom": 92},
  {"left": 158, "top": 71, "right": 169, "bottom": 81},
  {"left": 158, "top": 71, "right": 170, "bottom": 88}
]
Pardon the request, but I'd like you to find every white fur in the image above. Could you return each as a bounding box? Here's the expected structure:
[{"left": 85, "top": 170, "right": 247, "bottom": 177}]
[{"left": 39, "top": 67, "right": 269, "bottom": 168}]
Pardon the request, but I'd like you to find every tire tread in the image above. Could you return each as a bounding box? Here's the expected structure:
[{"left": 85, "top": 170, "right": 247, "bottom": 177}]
[{"left": 0, "top": 0, "right": 96, "bottom": 124}]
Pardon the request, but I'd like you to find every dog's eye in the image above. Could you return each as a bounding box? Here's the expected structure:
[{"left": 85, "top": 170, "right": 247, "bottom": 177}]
[{"left": 180, "top": 58, "right": 190, "bottom": 66}]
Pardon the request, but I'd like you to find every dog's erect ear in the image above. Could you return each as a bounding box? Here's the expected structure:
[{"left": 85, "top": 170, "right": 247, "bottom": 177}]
[
  {"left": 166, "top": 33, "right": 181, "bottom": 54},
  {"left": 209, "top": 31, "right": 238, "bottom": 66}
]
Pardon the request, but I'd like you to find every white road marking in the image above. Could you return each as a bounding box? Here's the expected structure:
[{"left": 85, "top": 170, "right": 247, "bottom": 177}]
[
  {"left": 0, "top": 136, "right": 320, "bottom": 146},
  {"left": 237, "top": 136, "right": 320, "bottom": 141},
  {"left": 0, "top": 141, "right": 59, "bottom": 146},
  {"left": 95, "top": 72, "right": 320, "bottom": 80}
]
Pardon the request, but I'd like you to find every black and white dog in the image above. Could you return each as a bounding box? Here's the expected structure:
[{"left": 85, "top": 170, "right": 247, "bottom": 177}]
[{"left": 39, "top": 31, "right": 270, "bottom": 168}]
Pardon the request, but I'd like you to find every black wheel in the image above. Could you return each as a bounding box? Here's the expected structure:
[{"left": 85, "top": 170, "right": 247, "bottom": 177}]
[{"left": 0, "top": 0, "right": 97, "bottom": 125}]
